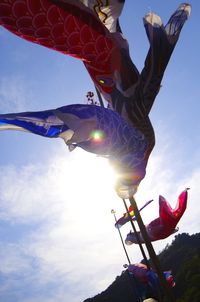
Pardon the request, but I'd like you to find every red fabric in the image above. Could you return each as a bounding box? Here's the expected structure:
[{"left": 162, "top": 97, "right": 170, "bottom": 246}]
[
  {"left": 159, "top": 190, "right": 188, "bottom": 229},
  {"left": 147, "top": 189, "right": 188, "bottom": 241},
  {"left": 125, "top": 190, "right": 188, "bottom": 243},
  {"left": 0, "top": 0, "right": 120, "bottom": 94}
]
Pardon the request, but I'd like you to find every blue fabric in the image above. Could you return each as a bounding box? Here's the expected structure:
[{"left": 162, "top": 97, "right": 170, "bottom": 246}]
[
  {"left": 0, "top": 104, "right": 148, "bottom": 188},
  {"left": 0, "top": 109, "right": 67, "bottom": 137}
]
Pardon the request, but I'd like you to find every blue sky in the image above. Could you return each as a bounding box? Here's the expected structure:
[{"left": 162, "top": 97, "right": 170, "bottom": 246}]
[{"left": 0, "top": 1, "right": 200, "bottom": 301}]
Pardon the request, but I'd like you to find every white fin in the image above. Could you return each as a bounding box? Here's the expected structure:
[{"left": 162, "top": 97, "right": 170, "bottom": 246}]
[
  {"left": 68, "top": 144, "right": 77, "bottom": 152},
  {"left": 55, "top": 110, "right": 97, "bottom": 144},
  {"left": 143, "top": 12, "right": 162, "bottom": 28},
  {"left": 0, "top": 124, "right": 28, "bottom": 132},
  {"left": 59, "top": 129, "right": 74, "bottom": 142}
]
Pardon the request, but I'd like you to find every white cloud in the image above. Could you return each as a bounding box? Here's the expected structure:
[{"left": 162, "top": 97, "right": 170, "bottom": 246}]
[
  {"left": 0, "top": 76, "right": 34, "bottom": 113},
  {"left": 0, "top": 144, "right": 199, "bottom": 301},
  {"left": 0, "top": 243, "right": 31, "bottom": 274},
  {"left": 0, "top": 150, "right": 128, "bottom": 301}
]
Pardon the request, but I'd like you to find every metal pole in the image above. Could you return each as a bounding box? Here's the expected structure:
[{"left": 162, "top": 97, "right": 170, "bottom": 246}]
[
  {"left": 129, "top": 196, "right": 175, "bottom": 302},
  {"left": 111, "top": 210, "right": 143, "bottom": 301},
  {"left": 122, "top": 198, "right": 150, "bottom": 270},
  {"left": 95, "top": 86, "right": 104, "bottom": 108},
  {"left": 111, "top": 209, "right": 131, "bottom": 265}
]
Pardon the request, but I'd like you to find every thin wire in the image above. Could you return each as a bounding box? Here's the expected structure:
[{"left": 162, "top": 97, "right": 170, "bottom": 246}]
[
  {"left": 111, "top": 210, "right": 131, "bottom": 265},
  {"left": 112, "top": 210, "right": 143, "bottom": 301}
]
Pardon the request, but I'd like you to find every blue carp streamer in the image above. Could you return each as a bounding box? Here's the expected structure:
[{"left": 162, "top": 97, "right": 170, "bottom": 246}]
[{"left": 0, "top": 104, "right": 147, "bottom": 197}]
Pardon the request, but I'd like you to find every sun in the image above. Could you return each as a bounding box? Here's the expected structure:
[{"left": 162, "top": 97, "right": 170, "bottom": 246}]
[
  {"left": 49, "top": 148, "right": 119, "bottom": 230},
  {"left": 52, "top": 148, "right": 117, "bottom": 204},
  {"left": 70, "top": 149, "right": 117, "bottom": 193}
]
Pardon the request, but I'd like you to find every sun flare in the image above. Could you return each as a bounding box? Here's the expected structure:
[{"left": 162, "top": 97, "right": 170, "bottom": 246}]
[{"left": 52, "top": 149, "right": 117, "bottom": 204}]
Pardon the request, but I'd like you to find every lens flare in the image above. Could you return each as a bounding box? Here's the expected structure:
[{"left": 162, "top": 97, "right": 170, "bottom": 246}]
[{"left": 90, "top": 130, "right": 105, "bottom": 143}]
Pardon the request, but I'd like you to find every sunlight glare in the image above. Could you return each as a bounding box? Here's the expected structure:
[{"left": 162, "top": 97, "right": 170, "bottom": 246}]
[
  {"left": 49, "top": 149, "right": 119, "bottom": 234},
  {"left": 52, "top": 149, "right": 117, "bottom": 207}
]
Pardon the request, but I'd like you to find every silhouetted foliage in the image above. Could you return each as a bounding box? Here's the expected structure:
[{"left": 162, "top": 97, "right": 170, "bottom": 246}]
[
  {"left": 84, "top": 269, "right": 158, "bottom": 302},
  {"left": 83, "top": 233, "right": 200, "bottom": 302},
  {"left": 159, "top": 233, "right": 200, "bottom": 302}
]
